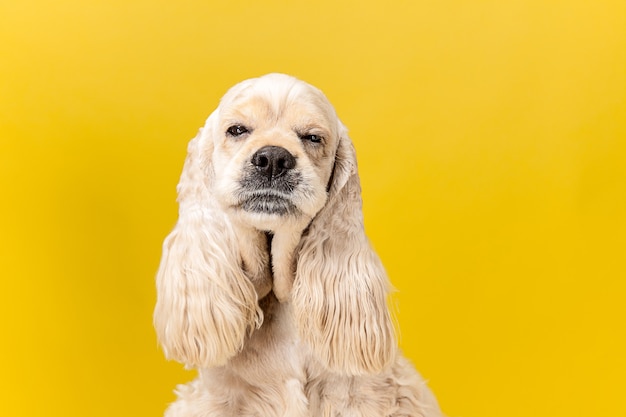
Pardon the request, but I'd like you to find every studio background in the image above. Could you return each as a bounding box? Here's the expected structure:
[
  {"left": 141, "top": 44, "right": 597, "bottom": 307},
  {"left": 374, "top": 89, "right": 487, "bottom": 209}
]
[{"left": 1, "top": 1, "right": 625, "bottom": 416}]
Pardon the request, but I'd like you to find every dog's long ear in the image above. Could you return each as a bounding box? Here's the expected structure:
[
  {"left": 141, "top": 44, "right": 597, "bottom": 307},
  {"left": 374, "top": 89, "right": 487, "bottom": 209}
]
[
  {"left": 292, "top": 128, "right": 396, "bottom": 375},
  {"left": 154, "top": 115, "right": 261, "bottom": 369}
]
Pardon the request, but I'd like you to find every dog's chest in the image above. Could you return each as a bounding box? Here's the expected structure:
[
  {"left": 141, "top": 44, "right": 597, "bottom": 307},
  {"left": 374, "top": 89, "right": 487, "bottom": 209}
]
[{"left": 201, "top": 298, "right": 313, "bottom": 416}]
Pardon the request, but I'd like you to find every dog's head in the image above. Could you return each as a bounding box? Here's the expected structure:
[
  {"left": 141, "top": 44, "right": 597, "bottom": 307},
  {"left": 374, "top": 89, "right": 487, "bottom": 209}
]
[
  {"left": 203, "top": 73, "right": 343, "bottom": 231},
  {"left": 155, "top": 74, "right": 395, "bottom": 375}
]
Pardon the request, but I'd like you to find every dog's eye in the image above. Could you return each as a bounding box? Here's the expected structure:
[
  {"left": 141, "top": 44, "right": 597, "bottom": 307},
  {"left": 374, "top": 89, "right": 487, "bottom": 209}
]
[
  {"left": 226, "top": 125, "right": 249, "bottom": 137},
  {"left": 300, "top": 134, "right": 323, "bottom": 144}
]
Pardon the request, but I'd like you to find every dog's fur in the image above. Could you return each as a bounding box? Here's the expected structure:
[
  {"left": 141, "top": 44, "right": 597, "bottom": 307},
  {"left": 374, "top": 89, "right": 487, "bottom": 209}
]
[{"left": 154, "top": 73, "right": 442, "bottom": 416}]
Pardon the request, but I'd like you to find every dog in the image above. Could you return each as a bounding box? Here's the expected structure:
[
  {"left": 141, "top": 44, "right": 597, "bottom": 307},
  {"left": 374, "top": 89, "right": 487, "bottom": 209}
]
[{"left": 154, "top": 73, "right": 443, "bottom": 416}]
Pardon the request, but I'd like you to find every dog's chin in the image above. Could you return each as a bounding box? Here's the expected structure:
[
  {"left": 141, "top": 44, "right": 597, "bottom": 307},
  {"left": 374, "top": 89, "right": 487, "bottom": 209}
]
[
  {"left": 241, "top": 195, "right": 297, "bottom": 216},
  {"left": 236, "top": 194, "right": 302, "bottom": 230}
]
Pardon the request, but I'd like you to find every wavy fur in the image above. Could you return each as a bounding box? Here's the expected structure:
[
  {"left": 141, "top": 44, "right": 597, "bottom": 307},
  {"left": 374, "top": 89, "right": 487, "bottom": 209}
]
[
  {"left": 293, "top": 132, "right": 395, "bottom": 375},
  {"left": 154, "top": 125, "right": 262, "bottom": 368}
]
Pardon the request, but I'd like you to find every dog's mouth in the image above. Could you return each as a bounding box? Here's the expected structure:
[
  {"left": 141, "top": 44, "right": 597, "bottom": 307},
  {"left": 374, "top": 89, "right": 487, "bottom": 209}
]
[
  {"left": 239, "top": 191, "right": 298, "bottom": 215},
  {"left": 237, "top": 169, "right": 301, "bottom": 216}
]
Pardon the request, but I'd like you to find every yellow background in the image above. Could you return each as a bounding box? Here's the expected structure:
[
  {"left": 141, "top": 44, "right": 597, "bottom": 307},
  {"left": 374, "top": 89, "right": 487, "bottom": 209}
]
[{"left": 2, "top": 1, "right": 625, "bottom": 416}]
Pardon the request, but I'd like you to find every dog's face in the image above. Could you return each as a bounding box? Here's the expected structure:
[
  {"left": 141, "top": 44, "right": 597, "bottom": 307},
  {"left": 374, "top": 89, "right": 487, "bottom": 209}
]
[{"left": 207, "top": 74, "right": 342, "bottom": 231}]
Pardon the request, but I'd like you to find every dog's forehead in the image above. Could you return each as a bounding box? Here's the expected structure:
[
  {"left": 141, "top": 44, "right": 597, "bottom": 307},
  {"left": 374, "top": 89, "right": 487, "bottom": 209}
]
[{"left": 218, "top": 76, "right": 337, "bottom": 130}]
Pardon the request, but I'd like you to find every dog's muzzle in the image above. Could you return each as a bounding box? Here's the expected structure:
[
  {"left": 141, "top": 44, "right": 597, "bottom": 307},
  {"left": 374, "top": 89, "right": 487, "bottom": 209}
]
[{"left": 238, "top": 146, "right": 300, "bottom": 215}]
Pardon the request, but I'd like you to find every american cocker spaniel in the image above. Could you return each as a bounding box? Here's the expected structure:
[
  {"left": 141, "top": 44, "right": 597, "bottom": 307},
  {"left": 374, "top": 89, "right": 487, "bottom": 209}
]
[{"left": 154, "top": 73, "right": 442, "bottom": 417}]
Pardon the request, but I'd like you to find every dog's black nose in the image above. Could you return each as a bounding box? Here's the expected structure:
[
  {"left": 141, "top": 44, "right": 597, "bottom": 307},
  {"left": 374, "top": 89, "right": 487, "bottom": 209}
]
[{"left": 251, "top": 146, "right": 296, "bottom": 179}]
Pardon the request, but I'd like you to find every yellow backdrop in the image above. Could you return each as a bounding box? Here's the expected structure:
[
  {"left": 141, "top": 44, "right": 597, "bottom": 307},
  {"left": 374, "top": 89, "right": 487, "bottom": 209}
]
[{"left": 2, "top": 1, "right": 625, "bottom": 416}]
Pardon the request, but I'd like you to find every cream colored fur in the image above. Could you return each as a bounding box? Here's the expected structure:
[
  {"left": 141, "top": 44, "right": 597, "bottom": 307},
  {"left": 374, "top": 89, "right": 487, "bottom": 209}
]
[{"left": 154, "top": 73, "right": 443, "bottom": 416}]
